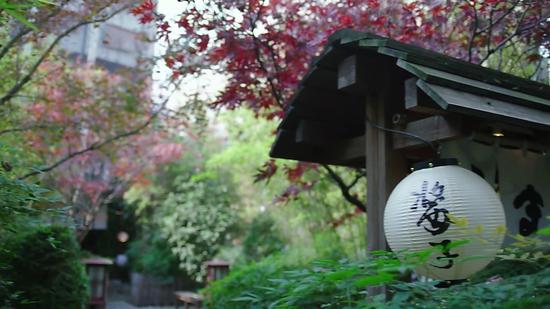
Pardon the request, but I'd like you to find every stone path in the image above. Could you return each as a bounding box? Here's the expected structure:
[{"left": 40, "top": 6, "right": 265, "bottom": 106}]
[
  {"left": 106, "top": 301, "right": 172, "bottom": 309},
  {"left": 106, "top": 280, "right": 175, "bottom": 309},
  {"left": 106, "top": 301, "right": 137, "bottom": 309}
]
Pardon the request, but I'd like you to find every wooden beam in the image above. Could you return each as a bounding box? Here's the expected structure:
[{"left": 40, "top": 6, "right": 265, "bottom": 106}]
[
  {"left": 295, "top": 120, "right": 364, "bottom": 145},
  {"left": 337, "top": 54, "right": 388, "bottom": 95},
  {"left": 404, "top": 78, "right": 445, "bottom": 114},
  {"left": 270, "top": 130, "right": 365, "bottom": 168},
  {"left": 291, "top": 88, "right": 365, "bottom": 125},
  {"left": 302, "top": 66, "right": 337, "bottom": 89},
  {"left": 294, "top": 119, "right": 366, "bottom": 165},
  {"left": 418, "top": 81, "right": 550, "bottom": 130},
  {"left": 337, "top": 55, "right": 358, "bottom": 91},
  {"left": 323, "top": 135, "right": 365, "bottom": 163},
  {"left": 404, "top": 78, "right": 418, "bottom": 110},
  {"left": 314, "top": 45, "right": 351, "bottom": 70},
  {"left": 397, "top": 59, "right": 550, "bottom": 112},
  {"left": 393, "top": 115, "right": 463, "bottom": 150},
  {"left": 293, "top": 87, "right": 349, "bottom": 109}
]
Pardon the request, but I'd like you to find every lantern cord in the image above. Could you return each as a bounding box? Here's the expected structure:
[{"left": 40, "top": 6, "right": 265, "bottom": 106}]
[{"left": 365, "top": 117, "right": 440, "bottom": 157}]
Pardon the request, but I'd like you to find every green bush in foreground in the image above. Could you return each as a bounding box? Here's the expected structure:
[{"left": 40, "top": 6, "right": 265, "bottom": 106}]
[
  {"left": 379, "top": 266, "right": 550, "bottom": 309},
  {"left": 203, "top": 250, "right": 426, "bottom": 308},
  {"left": 0, "top": 225, "right": 89, "bottom": 308},
  {"left": 204, "top": 243, "right": 550, "bottom": 309}
]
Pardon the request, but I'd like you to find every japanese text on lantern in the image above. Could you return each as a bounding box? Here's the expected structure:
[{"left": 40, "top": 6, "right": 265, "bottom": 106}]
[
  {"left": 411, "top": 181, "right": 451, "bottom": 235},
  {"left": 411, "top": 180, "right": 459, "bottom": 269}
]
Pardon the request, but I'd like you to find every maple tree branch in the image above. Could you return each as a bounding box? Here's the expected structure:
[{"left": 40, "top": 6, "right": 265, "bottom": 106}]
[
  {"left": 474, "top": 0, "right": 521, "bottom": 36},
  {"left": 251, "top": 39, "right": 285, "bottom": 108},
  {"left": 19, "top": 117, "right": 150, "bottom": 180},
  {"left": 467, "top": 1, "right": 479, "bottom": 63},
  {"left": 249, "top": 1, "right": 284, "bottom": 109},
  {"left": 528, "top": 57, "right": 545, "bottom": 81},
  {"left": 76, "top": 175, "right": 135, "bottom": 242},
  {"left": 18, "top": 89, "right": 174, "bottom": 180},
  {"left": 0, "top": 5, "right": 127, "bottom": 106},
  {"left": 478, "top": 8, "right": 544, "bottom": 64},
  {"left": 0, "top": 29, "right": 30, "bottom": 64},
  {"left": 322, "top": 164, "right": 366, "bottom": 213},
  {"left": 0, "top": 123, "right": 57, "bottom": 136},
  {"left": 347, "top": 169, "right": 366, "bottom": 190},
  {"left": 486, "top": 5, "right": 494, "bottom": 57}
]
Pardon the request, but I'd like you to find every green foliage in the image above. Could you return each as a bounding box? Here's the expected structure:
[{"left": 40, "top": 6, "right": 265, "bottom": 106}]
[
  {"left": 0, "top": 170, "right": 62, "bottom": 227},
  {"left": 0, "top": 0, "right": 53, "bottom": 30},
  {"left": 127, "top": 231, "right": 181, "bottom": 281},
  {"left": 0, "top": 224, "right": 89, "bottom": 308},
  {"left": 203, "top": 249, "right": 429, "bottom": 309},
  {"left": 203, "top": 255, "right": 300, "bottom": 309},
  {"left": 205, "top": 237, "right": 550, "bottom": 309},
  {"left": 206, "top": 109, "right": 286, "bottom": 217},
  {"left": 0, "top": 142, "right": 64, "bottom": 230},
  {"left": 242, "top": 213, "right": 285, "bottom": 262},
  {"left": 126, "top": 137, "right": 238, "bottom": 280},
  {"left": 159, "top": 172, "right": 236, "bottom": 278},
  {"left": 378, "top": 266, "right": 550, "bottom": 309}
]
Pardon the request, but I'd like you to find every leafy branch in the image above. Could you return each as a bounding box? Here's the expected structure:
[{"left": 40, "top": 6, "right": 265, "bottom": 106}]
[
  {"left": 0, "top": 123, "right": 57, "bottom": 136},
  {"left": 322, "top": 164, "right": 366, "bottom": 213},
  {"left": 18, "top": 89, "right": 175, "bottom": 180}
]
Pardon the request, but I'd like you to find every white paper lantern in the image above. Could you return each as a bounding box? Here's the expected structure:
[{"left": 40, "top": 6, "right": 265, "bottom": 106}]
[{"left": 384, "top": 160, "right": 506, "bottom": 280}]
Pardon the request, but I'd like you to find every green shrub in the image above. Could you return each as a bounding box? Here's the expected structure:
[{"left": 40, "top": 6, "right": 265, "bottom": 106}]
[
  {"left": 204, "top": 240, "right": 550, "bottom": 309},
  {"left": 127, "top": 231, "right": 181, "bottom": 281},
  {"left": 203, "top": 255, "right": 293, "bottom": 308},
  {"left": 242, "top": 213, "right": 285, "bottom": 262},
  {"left": 377, "top": 266, "right": 550, "bottom": 309},
  {"left": 0, "top": 225, "right": 89, "bottom": 308},
  {"left": 202, "top": 249, "right": 426, "bottom": 308}
]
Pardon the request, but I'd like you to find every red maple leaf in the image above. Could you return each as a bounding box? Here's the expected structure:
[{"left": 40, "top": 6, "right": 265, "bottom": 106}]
[
  {"left": 284, "top": 162, "right": 310, "bottom": 182},
  {"left": 254, "top": 160, "right": 278, "bottom": 183},
  {"left": 131, "top": 0, "right": 156, "bottom": 24}
]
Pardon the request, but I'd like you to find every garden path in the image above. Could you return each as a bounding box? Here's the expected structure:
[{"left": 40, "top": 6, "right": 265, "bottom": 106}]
[
  {"left": 106, "top": 300, "right": 173, "bottom": 309},
  {"left": 106, "top": 280, "right": 175, "bottom": 309}
]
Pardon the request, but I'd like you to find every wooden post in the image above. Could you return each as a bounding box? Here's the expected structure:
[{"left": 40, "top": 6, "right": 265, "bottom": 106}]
[
  {"left": 365, "top": 80, "right": 408, "bottom": 298},
  {"left": 365, "top": 94, "right": 388, "bottom": 253},
  {"left": 337, "top": 54, "right": 408, "bottom": 257}
]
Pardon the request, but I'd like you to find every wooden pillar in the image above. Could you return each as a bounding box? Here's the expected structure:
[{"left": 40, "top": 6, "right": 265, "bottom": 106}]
[
  {"left": 365, "top": 94, "right": 389, "bottom": 253},
  {"left": 336, "top": 54, "right": 407, "bottom": 253},
  {"left": 365, "top": 81, "right": 408, "bottom": 297}
]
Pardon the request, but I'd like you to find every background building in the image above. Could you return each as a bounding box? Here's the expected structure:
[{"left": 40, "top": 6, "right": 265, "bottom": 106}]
[{"left": 60, "top": 8, "right": 155, "bottom": 72}]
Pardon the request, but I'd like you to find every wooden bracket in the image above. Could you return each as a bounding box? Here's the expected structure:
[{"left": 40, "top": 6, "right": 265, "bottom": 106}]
[
  {"left": 393, "top": 115, "right": 463, "bottom": 150},
  {"left": 404, "top": 78, "right": 445, "bottom": 114}
]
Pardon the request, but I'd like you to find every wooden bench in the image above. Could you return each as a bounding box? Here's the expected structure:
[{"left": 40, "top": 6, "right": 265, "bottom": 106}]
[{"left": 174, "top": 291, "right": 203, "bottom": 309}]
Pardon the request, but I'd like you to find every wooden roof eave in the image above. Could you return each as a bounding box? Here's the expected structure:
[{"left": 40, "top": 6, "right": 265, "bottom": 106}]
[
  {"left": 269, "top": 129, "right": 365, "bottom": 168},
  {"left": 397, "top": 59, "right": 550, "bottom": 112},
  {"left": 271, "top": 30, "right": 550, "bottom": 165},
  {"left": 417, "top": 80, "right": 550, "bottom": 130},
  {"left": 355, "top": 38, "right": 550, "bottom": 100}
]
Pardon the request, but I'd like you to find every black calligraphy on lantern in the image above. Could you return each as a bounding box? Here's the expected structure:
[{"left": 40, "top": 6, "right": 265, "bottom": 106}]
[
  {"left": 514, "top": 184, "right": 544, "bottom": 236},
  {"left": 429, "top": 240, "right": 459, "bottom": 269},
  {"left": 411, "top": 181, "right": 452, "bottom": 235}
]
